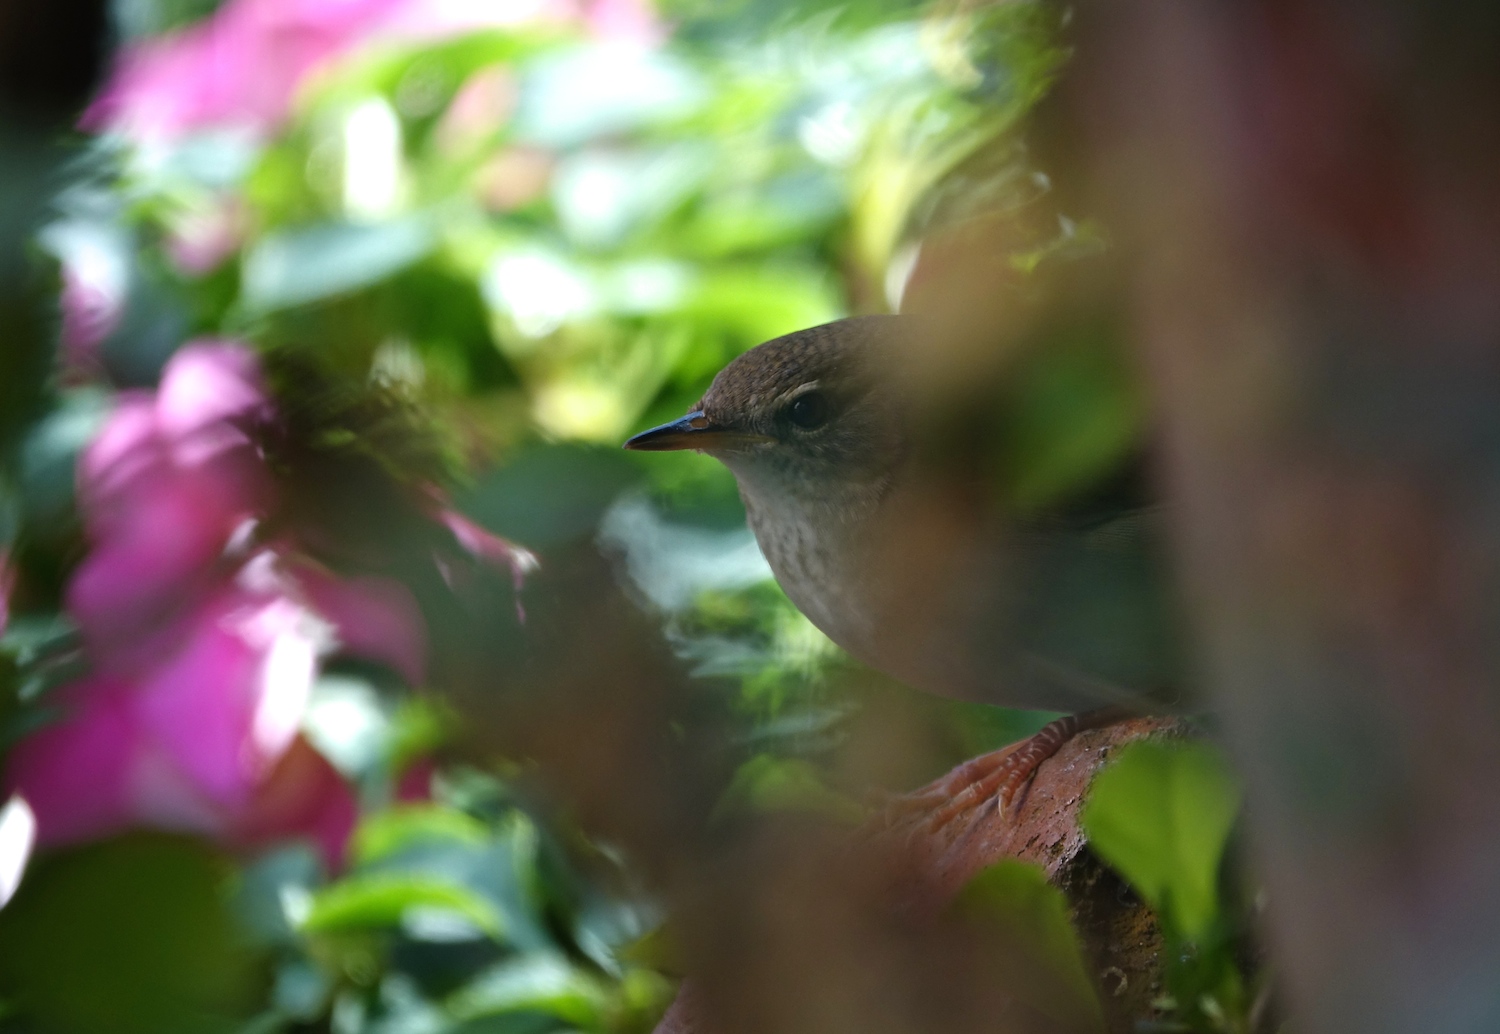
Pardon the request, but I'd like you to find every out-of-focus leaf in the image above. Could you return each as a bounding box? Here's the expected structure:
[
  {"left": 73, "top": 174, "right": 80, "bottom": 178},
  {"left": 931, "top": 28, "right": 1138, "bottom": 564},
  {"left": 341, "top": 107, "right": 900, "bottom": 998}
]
[
  {"left": 242, "top": 216, "right": 436, "bottom": 311},
  {"left": 598, "top": 495, "right": 771, "bottom": 613},
  {"left": 514, "top": 44, "right": 706, "bottom": 147},
  {"left": 232, "top": 844, "right": 323, "bottom": 948},
  {"left": 0, "top": 834, "right": 253, "bottom": 1034},
  {"left": 1000, "top": 331, "right": 1144, "bottom": 514},
  {"left": 680, "top": 265, "right": 842, "bottom": 351},
  {"left": 353, "top": 812, "right": 554, "bottom": 955},
  {"left": 17, "top": 388, "right": 110, "bottom": 533},
  {"left": 0, "top": 615, "right": 79, "bottom": 666},
  {"left": 679, "top": 170, "right": 844, "bottom": 258},
  {"left": 459, "top": 442, "right": 643, "bottom": 549},
  {"left": 711, "top": 753, "right": 864, "bottom": 824},
  {"left": 481, "top": 246, "right": 597, "bottom": 342},
  {"left": 352, "top": 805, "right": 490, "bottom": 867},
  {"left": 954, "top": 860, "right": 1105, "bottom": 1034},
  {"left": 302, "top": 872, "right": 504, "bottom": 939},
  {"left": 301, "top": 30, "right": 553, "bottom": 117},
  {"left": 570, "top": 886, "right": 664, "bottom": 978},
  {"left": 270, "top": 960, "right": 331, "bottom": 1021},
  {"left": 551, "top": 146, "right": 710, "bottom": 249},
  {"left": 1081, "top": 739, "right": 1241, "bottom": 943},
  {"left": 445, "top": 952, "right": 609, "bottom": 1027},
  {"left": 616, "top": 924, "right": 684, "bottom": 978},
  {"left": 148, "top": 129, "right": 261, "bottom": 189},
  {"left": 101, "top": 268, "right": 192, "bottom": 387}
]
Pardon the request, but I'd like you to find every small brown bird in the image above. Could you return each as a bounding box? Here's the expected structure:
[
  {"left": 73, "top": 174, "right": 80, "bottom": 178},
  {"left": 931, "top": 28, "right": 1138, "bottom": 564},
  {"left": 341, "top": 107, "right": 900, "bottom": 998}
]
[{"left": 625, "top": 315, "right": 1181, "bottom": 819}]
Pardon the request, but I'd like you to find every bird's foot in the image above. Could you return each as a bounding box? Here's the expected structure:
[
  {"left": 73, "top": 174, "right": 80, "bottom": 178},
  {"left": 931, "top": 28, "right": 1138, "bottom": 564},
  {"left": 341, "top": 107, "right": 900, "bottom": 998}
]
[{"left": 919, "top": 708, "right": 1134, "bottom": 834}]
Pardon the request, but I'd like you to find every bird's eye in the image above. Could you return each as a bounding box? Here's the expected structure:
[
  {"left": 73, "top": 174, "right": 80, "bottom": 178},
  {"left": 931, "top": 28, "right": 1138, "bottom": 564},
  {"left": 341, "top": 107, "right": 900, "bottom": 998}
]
[{"left": 785, "top": 391, "right": 829, "bottom": 430}]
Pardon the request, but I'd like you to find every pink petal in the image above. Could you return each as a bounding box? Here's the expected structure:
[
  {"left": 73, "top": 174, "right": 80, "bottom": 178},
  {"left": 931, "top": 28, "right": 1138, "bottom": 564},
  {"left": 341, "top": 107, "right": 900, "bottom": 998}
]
[
  {"left": 294, "top": 563, "right": 427, "bottom": 685},
  {"left": 155, "top": 340, "right": 270, "bottom": 445},
  {"left": 439, "top": 508, "right": 539, "bottom": 582},
  {"left": 5, "top": 679, "right": 138, "bottom": 846},
  {"left": 134, "top": 592, "right": 322, "bottom": 810},
  {"left": 437, "top": 507, "right": 538, "bottom": 622},
  {"left": 84, "top": 0, "right": 414, "bottom": 141},
  {"left": 584, "top": 0, "right": 663, "bottom": 45},
  {"left": 67, "top": 472, "right": 258, "bottom": 651},
  {"left": 77, "top": 395, "right": 160, "bottom": 522},
  {"left": 165, "top": 200, "right": 247, "bottom": 276}
]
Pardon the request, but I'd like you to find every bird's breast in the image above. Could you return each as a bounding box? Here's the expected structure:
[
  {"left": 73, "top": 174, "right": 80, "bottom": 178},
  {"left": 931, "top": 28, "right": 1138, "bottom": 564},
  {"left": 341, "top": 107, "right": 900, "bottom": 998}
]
[
  {"left": 741, "top": 477, "right": 1181, "bottom": 714},
  {"left": 742, "top": 476, "right": 991, "bottom": 700}
]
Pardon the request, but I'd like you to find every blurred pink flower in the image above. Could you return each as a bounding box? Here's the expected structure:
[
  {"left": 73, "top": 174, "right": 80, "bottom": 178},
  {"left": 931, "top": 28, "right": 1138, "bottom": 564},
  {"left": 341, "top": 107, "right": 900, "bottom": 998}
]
[
  {"left": 292, "top": 559, "right": 427, "bottom": 686},
  {"left": 582, "top": 0, "right": 662, "bottom": 46},
  {"left": 83, "top": 0, "right": 660, "bottom": 144},
  {"left": 8, "top": 341, "right": 428, "bottom": 866},
  {"left": 433, "top": 501, "right": 538, "bottom": 621},
  {"left": 84, "top": 0, "right": 411, "bottom": 142},
  {"left": 59, "top": 266, "right": 124, "bottom": 373},
  {"left": 7, "top": 578, "right": 327, "bottom": 844},
  {"left": 68, "top": 340, "right": 274, "bottom": 654}
]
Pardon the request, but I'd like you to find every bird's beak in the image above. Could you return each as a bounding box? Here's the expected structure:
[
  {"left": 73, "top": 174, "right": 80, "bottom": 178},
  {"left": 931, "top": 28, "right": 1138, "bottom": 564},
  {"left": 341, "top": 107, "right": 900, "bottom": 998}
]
[{"left": 623, "top": 412, "right": 771, "bottom": 452}]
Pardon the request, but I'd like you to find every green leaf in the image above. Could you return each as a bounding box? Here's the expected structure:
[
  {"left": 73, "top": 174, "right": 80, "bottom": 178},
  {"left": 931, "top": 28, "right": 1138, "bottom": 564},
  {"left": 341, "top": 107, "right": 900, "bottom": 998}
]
[
  {"left": 242, "top": 216, "right": 437, "bottom": 311},
  {"left": 513, "top": 43, "right": 707, "bottom": 148},
  {"left": 954, "top": 860, "right": 1104, "bottom": 1034},
  {"left": 301, "top": 872, "right": 504, "bottom": 939},
  {"left": 616, "top": 924, "right": 685, "bottom": 977},
  {"left": 458, "top": 442, "right": 643, "bottom": 549},
  {"left": 350, "top": 804, "right": 491, "bottom": 867},
  {"left": 445, "top": 952, "right": 610, "bottom": 1026},
  {"left": 1081, "top": 739, "right": 1241, "bottom": 943},
  {"left": 17, "top": 388, "right": 110, "bottom": 534},
  {"left": 0, "top": 834, "right": 252, "bottom": 1034},
  {"left": 1000, "top": 332, "right": 1145, "bottom": 514}
]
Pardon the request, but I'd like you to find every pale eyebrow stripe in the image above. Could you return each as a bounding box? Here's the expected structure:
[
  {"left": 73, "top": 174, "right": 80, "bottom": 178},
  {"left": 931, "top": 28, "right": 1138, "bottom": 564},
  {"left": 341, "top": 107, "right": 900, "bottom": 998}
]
[{"left": 774, "top": 380, "right": 823, "bottom": 406}]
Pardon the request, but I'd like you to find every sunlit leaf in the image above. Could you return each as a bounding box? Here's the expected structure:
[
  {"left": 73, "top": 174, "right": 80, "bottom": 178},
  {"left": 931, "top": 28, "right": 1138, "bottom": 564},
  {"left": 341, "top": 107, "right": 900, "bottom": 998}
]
[
  {"left": 1081, "top": 739, "right": 1242, "bottom": 942},
  {"left": 551, "top": 146, "right": 711, "bottom": 249},
  {"left": 351, "top": 805, "right": 490, "bottom": 867},
  {"left": 514, "top": 43, "right": 706, "bottom": 147},
  {"left": 302, "top": 872, "right": 505, "bottom": 939},
  {"left": 445, "top": 952, "right": 609, "bottom": 1026}
]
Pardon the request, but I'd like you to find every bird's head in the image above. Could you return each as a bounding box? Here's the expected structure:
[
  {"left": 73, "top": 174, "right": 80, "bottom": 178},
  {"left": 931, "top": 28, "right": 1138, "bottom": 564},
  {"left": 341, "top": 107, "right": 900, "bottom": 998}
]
[{"left": 624, "top": 316, "right": 910, "bottom": 508}]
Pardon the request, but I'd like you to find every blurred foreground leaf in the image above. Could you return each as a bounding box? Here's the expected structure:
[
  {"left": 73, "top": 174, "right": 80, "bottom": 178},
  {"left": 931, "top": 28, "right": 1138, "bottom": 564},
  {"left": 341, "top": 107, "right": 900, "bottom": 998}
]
[
  {"left": 955, "top": 859, "right": 1104, "bottom": 1034},
  {"left": 711, "top": 753, "right": 865, "bottom": 825},
  {"left": 0, "top": 834, "right": 252, "bottom": 1034},
  {"left": 242, "top": 216, "right": 437, "bottom": 312}
]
